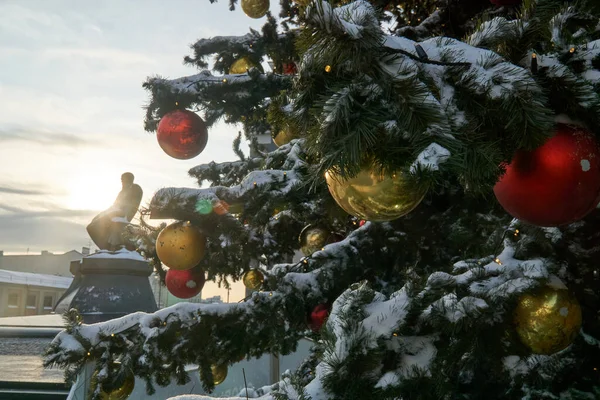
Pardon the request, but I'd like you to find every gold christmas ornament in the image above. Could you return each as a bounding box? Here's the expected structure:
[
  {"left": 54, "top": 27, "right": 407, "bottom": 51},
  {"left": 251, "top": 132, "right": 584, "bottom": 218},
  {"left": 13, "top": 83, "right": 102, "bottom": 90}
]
[
  {"left": 299, "top": 225, "right": 330, "bottom": 256},
  {"left": 273, "top": 126, "right": 296, "bottom": 147},
  {"left": 242, "top": 269, "right": 264, "bottom": 290},
  {"left": 325, "top": 165, "right": 427, "bottom": 221},
  {"left": 241, "top": 0, "right": 269, "bottom": 18},
  {"left": 91, "top": 369, "right": 135, "bottom": 400},
  {"left": 156, "top": 221, "right": 206, "bottom": 270},
  {"left": 514, "top": 286, "right": 582, "bottom": 355},
  {"left": 229, "top": 57, "right": 256, "bottom": 74},
  {"left": 211, "top": 364, "right": 228, "bottom": 385}
]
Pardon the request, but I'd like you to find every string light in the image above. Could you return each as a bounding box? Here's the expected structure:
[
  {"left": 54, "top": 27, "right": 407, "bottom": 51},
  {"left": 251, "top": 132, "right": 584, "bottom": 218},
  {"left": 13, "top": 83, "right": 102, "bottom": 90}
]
[
  {"left": 111, "top": 334, "right": 115, "bottom": 337},
  {"left": 495, "top": 258, "right": 502, "bottom": 265},
  {"left": 87, "top": 352, "right": 91, "bottom": 357},
  {"left": 222, "top": 78, "right": 228, "bottom": 83},
  {"left": 569, "top": 47, "right": 575, "bottom": 53},
  {"left": 324, "top": 65, "right": 332, "bottom": 73},
  {"left": 392, "top": 332, "right": 398, "bottom": 337},
  {"left": 532, "top": 53, "right": 537, "bottom": 59}
]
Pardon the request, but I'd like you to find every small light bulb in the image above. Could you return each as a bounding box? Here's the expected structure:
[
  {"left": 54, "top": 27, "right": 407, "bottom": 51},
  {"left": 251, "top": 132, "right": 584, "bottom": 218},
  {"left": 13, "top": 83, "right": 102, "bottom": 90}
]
[
  {"left": 223, "top": 78, "right": 228, "bottom": 83},
  {"left": 569, "top": 47, "right": 575, "bottom": 53},
  {"left": 87, "top": 352, "right": 91, "bottom": 357},
  {"left": 495, "top": 258, "right": 502, "bottom": 265},
  {"left": 111, "top": 333, "right": 115, "bottom": 337},
  {"left": 324, "top": 65, "right": 332, "bottom": 73},
  {"left": 532, "top": 53, "right": 537, "bottom": 59}
]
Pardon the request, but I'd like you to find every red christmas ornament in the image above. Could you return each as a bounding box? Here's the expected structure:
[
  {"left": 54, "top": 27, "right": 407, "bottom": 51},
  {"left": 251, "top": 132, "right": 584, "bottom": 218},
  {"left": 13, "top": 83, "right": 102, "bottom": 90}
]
[
  {"left": 490, "top": 0, "right": 521, "bottom": 5},
  {"left": 309, "top": 304, "right": 329, "bottom": 332},
  {"left": 157, "top": 110, "right": 208, "bottom": 160},
  {"left": 359, "top": 220, "right": 366, "bottom": 227},
  {"left": 494, "top": 124, "right": 600, "bottom": 227},
  {"left": 282, "top": 63, "right": 297, "bottom": 75},
  {"left": 165, "top": 267, "right": 206, "bottom": 299}
]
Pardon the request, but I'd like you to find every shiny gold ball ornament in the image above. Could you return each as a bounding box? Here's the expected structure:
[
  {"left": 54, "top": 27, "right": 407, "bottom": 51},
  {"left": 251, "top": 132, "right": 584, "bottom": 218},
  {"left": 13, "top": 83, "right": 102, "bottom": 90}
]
[
  {"left": 273, "top": 126, "right": 296, "bottom": 147},
  {"left": 211, "top": 364, "right": 228, "bottom": 385},
  {"left": 514, "top": 286, "right": 582, "bottom": 355},
  {"left": 242, "top": 269, "right": 264, "bottom": 290},
  {"left": 156, "top": 221, "right": 206, "bottom": 270},
  {"left": 229, "top": 57, "right": 256, "bottom": 74},
  {"left": 299, "top": 225, "right": 330, "bottom": 256},
  {"left": 325, "top": 165, "right": 427, "bottom": 221},
  {"left": 241, "top": 0, "right": 269, "bottom": 18},
  {"left": 91, "top": 369, "right": 135, "bottom": 400}
]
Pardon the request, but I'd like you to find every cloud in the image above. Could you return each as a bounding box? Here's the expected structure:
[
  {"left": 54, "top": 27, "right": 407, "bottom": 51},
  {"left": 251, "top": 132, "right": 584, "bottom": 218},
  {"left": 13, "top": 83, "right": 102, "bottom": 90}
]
[
  {"left": 0, "top": 186, "right": 48, "bottom": 195},
  {"left": 0, "top": 127, "right": 97, "bottom": 147},
  {"left": 0, "top": 204, "right": 97, "bottom": 220},
  {"left": 0, "top": 216, "right": 89, "bottom": 254}
]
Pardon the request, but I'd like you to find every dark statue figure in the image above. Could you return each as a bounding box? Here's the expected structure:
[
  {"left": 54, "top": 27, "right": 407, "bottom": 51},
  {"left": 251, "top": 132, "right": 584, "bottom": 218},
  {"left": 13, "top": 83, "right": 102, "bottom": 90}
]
[{"left": 86, "top": 172, "right": 143, "bottom": 251}]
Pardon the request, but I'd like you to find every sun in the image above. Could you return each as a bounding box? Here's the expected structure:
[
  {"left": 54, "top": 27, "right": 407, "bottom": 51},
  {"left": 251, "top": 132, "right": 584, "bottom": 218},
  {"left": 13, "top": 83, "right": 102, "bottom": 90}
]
[{"left": 65, "top": 171, "right": 121, "bottom": 211}]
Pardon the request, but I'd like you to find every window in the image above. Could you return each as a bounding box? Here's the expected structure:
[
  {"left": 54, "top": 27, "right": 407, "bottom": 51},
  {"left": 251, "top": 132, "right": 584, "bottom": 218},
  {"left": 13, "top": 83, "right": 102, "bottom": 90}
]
[
  {"left": 43, "top": 295, "right": 54, "bottom": 310},
  {"left": 26, "top": 294, "right": 37, "bottom": 309},
  {"left": 7, "top": 293, "right": 19, "bottom": 308}
]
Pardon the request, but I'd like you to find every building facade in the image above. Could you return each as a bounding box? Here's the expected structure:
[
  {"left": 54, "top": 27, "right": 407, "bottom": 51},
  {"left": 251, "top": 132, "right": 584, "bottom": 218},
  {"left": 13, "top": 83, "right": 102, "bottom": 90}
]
[{"left": 0, "top": 269, "right": 73, "bottom": 317}]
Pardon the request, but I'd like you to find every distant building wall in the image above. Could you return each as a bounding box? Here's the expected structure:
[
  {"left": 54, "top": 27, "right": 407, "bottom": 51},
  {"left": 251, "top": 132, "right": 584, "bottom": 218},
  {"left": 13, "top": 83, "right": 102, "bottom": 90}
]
[
  {"left": 0, "top": 282, "right": 68, "bottom": 317},
  {"left": 0, "top": 250, "right": 83, "bottom": 277}
]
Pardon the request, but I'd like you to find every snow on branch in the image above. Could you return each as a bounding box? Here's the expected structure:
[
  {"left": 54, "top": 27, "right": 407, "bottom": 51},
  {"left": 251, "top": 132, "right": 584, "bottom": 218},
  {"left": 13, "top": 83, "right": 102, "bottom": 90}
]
[{"left": 150, "top": 140, "right": 306, "bottom": 216}]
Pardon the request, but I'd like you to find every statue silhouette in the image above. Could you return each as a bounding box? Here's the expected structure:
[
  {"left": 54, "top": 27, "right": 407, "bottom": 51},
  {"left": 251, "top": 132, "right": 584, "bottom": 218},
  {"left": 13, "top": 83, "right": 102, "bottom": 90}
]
[{"left": 86, "top": 172, "right": 143, "bottom": 251}]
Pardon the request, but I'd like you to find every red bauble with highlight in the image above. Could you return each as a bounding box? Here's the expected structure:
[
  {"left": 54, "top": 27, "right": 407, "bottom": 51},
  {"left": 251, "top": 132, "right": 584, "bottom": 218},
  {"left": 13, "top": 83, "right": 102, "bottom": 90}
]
[
  {"left": 309, "top": 304, "right": 329, "bottom": 332},
  {"left": 494, "top": 124, "right": 600, "bottom": 227},
  {"left": 157, "top": 110, "right": 208, "bottom": 160},
  {"left": 282, "top": 63, "right": 297, "bottom": 75},
  {"left": 165, "top": 267, "right": 206, "bottom": 299}
]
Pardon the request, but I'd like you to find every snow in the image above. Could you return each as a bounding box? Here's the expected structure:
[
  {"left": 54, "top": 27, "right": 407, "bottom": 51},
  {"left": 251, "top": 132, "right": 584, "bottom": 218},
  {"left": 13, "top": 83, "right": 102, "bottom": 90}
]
[
  {"left": 362, "top": 287, "right": 410, "bottom": 339},
  {"left": 169, "top": 397, "right": 273, "bottom": 400},
  {"left": 503, "top": 355, "right": 531, "bottom": 378},
  {"left": 375, "top": 371, "right": 399, "bottom": 388},
  {"left": 581, "top": 159, "right": 591, "bottom": 172},
  {"left": 87, "top": 248, "right": 146, "bottom": 261},
  {"left": 398, "top": 336, "right": 436, "bottom": 377},
  {"left": 0, "top": 269, "right": 72, "bottom": 289},
  {"left": 424, "top": 294, "right": 488, "bottom": 323},
  {"left": 0, "top": 313, "right": 65, "bottom": 327},
  {"left": 152, "top": 141, "right": 306, "bottom": 216},
  {"left": 410, "top": 143, "right": 450, "bottom": 172}
]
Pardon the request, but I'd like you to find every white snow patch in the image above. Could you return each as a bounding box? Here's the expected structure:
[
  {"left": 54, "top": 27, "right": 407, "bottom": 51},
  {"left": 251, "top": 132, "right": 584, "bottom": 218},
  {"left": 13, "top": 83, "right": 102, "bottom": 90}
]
[
  {"left": 581, "top": 159, "right": 591, "bottom": 171},
  {"left": 186, "top": 280, "right": 197, "bottom": 289},
  {"left": 87, "top": 248, "right": 146, "bottom": 261},
  {"left": 503, "top": 355, "right": 531, "bottom": 378},
  {"left": 398, "top": 336, "right": 437, "bottom": 377},
  {"left": 375, "top": 371, "right": 400, "bottom": 388},
  {"left": 410, "top": 143, "right": 450, "bottom": 172}
]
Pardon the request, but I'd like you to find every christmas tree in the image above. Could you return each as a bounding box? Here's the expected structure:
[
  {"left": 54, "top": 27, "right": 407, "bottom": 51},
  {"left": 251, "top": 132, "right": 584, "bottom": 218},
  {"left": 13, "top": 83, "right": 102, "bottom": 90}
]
[{"left": 45, "top": 0, "right": 600, "bottom": 398}]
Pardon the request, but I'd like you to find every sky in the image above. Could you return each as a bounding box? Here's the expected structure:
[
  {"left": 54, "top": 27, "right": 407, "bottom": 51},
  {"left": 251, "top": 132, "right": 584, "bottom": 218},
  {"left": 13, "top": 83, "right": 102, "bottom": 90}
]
[{"left": 0, "top": 0, "right": 272, "bottom": 300}]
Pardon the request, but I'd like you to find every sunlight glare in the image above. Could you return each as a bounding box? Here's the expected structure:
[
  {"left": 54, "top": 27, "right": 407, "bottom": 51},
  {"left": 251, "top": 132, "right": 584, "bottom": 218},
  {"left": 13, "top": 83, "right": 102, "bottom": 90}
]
[{"left": 65, "top": 170, "right": 121, "bottom": 211}]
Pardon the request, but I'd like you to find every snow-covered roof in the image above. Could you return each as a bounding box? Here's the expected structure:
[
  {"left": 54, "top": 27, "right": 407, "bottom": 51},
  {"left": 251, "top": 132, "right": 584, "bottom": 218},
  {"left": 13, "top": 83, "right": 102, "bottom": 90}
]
[
  {"left": 0, "top": 269, "right": 73, "bottom": 289},
  {"left": 0, "top": 313, "right": 65, "bottom": 328}
]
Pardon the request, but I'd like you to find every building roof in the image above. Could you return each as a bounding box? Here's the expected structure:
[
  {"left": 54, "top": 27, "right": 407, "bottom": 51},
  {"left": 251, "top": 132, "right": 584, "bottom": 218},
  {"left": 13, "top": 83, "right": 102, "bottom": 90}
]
[
  {"left": 0, "top": 314, "right": 65, "bottom": 328},
  {"left": 0, "top": 269, "right": 73, "bottom": 289}
]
